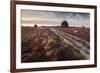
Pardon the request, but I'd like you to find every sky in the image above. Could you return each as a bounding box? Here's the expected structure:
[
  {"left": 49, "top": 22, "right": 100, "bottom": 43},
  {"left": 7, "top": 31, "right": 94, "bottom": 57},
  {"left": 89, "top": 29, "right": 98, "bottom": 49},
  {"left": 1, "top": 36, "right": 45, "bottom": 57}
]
[{"left": 21, "top": 9, "right": 90, "bottom": 27}]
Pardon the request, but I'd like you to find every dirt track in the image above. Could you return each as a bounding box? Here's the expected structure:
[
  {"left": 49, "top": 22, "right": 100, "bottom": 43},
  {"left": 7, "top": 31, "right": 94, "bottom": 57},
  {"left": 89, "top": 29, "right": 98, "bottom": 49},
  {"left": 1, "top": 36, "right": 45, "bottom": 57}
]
[{"left": 21, "top": 27, "right": 90, "bottom": 63}]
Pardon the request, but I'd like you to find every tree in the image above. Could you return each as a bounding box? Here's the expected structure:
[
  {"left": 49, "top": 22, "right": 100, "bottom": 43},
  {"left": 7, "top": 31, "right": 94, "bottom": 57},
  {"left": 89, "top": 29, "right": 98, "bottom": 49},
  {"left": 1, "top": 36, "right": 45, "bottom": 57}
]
[
  {"left": 61, "top": 20, "right": 69, "bottom": 28},
  {"left": 34, "top": 24, "right": 37, "bottom": 28}
]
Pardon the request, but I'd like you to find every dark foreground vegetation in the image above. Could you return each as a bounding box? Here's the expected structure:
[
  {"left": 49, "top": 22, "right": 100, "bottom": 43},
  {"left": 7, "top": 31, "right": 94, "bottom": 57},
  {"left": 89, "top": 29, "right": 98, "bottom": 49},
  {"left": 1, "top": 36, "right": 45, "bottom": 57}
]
[{"left": 21, "top": 26, "right": 89, "bottom": 63}]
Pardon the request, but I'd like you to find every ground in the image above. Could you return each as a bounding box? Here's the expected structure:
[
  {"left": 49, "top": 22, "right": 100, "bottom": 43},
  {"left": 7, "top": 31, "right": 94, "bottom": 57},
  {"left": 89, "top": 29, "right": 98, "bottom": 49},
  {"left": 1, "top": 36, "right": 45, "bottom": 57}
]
[{"left": 21, "top": 26, "right": 90, "bottom": 63}]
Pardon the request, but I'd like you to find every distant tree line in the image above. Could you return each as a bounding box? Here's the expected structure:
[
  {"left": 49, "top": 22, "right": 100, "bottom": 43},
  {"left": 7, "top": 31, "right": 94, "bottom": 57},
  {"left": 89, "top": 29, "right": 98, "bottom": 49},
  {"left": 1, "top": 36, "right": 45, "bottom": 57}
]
[{"left": 33, "top": 20, "right": 69, "bottom": 28}]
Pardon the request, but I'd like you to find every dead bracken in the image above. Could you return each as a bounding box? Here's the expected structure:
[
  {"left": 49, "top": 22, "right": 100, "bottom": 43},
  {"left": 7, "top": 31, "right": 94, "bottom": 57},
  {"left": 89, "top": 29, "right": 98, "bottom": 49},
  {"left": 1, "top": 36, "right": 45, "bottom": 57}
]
[{"left": 21, "top": 26, "right": 90, "bottom": 63}]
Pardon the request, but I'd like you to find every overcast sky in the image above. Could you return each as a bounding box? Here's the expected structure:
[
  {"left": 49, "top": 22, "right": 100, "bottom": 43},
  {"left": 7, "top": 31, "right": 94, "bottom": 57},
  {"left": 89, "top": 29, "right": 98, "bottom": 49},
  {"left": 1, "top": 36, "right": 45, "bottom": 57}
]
[{"left": 21, "top": 10, "right": 90, "bottom": 27}]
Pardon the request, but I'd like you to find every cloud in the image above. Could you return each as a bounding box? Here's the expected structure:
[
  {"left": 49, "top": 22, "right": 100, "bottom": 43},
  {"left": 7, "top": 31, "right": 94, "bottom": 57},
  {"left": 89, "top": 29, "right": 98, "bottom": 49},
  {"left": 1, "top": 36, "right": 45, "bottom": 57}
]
[{"left": 21, "top": 10, "right": 90, "bottom": 27}]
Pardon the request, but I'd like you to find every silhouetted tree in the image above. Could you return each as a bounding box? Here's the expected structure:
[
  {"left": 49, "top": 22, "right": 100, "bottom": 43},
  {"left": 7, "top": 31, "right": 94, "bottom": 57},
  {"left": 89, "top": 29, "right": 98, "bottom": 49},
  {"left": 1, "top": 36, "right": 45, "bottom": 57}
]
[
  {"left": 82, "top": 25, "right": 86, "bottom": 29},
  {"left": 61, "top": 20, "right": 69, "bottom": 28},
  {"left": 34, "top": 24, "right": 37, "bottom": 28}
]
